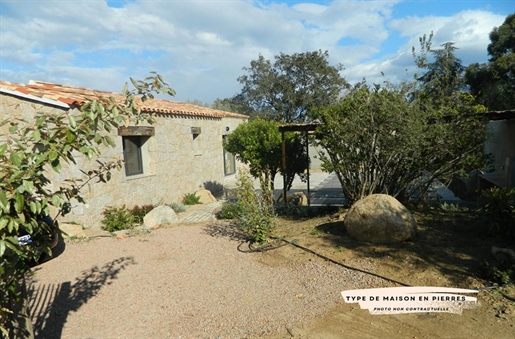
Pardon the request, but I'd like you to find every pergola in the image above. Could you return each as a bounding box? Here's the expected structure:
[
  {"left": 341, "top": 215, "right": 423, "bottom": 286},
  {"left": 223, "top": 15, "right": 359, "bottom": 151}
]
[{"left": 278, "top": 123, "right": 320, "bottom": 205}]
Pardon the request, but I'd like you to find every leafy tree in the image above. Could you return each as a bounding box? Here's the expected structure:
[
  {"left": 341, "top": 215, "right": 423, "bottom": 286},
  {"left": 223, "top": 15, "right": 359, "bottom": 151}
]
[
  {"left": 223, "top": 118, "right": 308, "bottom": 205},
  {"left": 236, "top": 50, "right": 348, "bottom": 123},
  {"left": 465, "top": 14, "right": 515, "bottom": 110},
  {"left": 413, "top": 32, "right": 465, "bottom": 100},
  {"left": 313, "top": 81, "right": 488, "bottom": 205},
  {"left": 211, "top": 94, "right": 256, "bottom": 117},
  {"left": 185, "top": 99, "right": 210, "bottom": 107},
  {"left": 0, "top": 73, "right": 174, "bottom": 337}
]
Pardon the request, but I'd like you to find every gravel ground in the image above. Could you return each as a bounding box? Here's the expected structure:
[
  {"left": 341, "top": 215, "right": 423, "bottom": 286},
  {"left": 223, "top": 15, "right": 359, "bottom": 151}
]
[{"left": 28, "top": 222, "right": 385, "bottom": 339}]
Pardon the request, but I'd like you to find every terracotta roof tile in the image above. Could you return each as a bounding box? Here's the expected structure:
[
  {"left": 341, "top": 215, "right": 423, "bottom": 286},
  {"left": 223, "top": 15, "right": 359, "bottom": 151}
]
[
  {"left": 15, "top": 87, "right": 30, "bottom": 95},
  {"left": 0, "top": 80, "right": 247, "bottom": 119}
]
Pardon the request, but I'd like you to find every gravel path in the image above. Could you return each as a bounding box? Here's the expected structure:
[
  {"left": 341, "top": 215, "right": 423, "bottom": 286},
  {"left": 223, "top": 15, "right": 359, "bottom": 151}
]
[{"left": 28, "top": 222, "right": 385, "bottom": 338}]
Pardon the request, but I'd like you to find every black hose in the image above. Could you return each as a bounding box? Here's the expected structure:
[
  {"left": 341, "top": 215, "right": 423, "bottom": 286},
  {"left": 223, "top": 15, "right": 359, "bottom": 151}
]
[
  {"left": 277, "top": 237, "right": 411, "bottom": 287},
  {"left": 238, "top": 236, "right": 410, "bottom": 286},
  {"left": 237, "top": 237, "right": 297, "bottom": 253},
  {"left": 239, "top": 236, "right": 515, "bottom": 292}
]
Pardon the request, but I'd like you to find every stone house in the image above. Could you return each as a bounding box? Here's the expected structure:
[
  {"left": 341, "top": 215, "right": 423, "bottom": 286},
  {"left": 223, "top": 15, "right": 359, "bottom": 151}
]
[
  {"left": 0, "top": 80, "right": 247, "bottom": 229},
  {"left": 481, "top": 110, "right": 515, "bottom": 188}
]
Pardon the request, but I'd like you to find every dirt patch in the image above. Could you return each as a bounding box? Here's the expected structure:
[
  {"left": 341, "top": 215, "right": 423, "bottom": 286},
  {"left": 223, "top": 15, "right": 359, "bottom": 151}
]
[
  {"left": 28, "top": 209, "right": 514, "bottom": 338},
  {"left": 264, "top": 209, "right": 515, "bottom": 338}
]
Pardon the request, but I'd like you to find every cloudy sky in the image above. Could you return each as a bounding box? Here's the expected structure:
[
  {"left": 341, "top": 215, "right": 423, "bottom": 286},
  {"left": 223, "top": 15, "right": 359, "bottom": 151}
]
[{"left": 0, "top": 0, "right": 513, "bottom": 104}]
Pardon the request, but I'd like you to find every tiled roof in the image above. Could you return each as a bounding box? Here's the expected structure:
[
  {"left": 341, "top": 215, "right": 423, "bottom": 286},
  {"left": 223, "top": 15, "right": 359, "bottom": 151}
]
[{"left": 0, "top": 80, "right": 248, "bottom": 119}]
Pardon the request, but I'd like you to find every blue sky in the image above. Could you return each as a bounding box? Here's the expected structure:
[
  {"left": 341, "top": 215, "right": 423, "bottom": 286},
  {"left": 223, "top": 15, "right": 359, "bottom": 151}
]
[{"left": 1, "top": 0, "right": 513, "bottom": 104}]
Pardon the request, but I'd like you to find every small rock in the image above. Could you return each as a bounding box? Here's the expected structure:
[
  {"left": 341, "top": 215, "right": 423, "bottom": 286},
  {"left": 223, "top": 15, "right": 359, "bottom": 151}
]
[
  {"left": 59, "top": 222, "right": 87, "bottom": 239},
  {"left": 116, "top": 233, "right": 128, "bottom": 240},
  {"left": 196, "top": 189, "right": 217, "bottom": 204},
  {"left": 277, "top": 192, "right": 308, "bottom": 206}
]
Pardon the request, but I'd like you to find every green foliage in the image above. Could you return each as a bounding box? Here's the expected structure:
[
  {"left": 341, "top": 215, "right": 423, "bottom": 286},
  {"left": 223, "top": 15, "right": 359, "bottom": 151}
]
[
  {"left": 439, "top": 202, "right": 469, "bottom": 213},
  {"left": 313, "top": 81, "right": 488, "bottom": 205},
  {"left": 237, "top": 50, "right": 348, "bottom": 123},
  {"left": 223, "top": 118, "right": 308, "bottom": 205},
  {"left": 101, "top": 206, "right": 136, "bottom": 232},
  {"left": 274, "top": 204, "right": 337, "bottom": 219},
  {"left": 480, "top": 260, "right": 515, "bottom": 285},
  {"left": 413, "top": 32, "right": 465, "bottom": 99},
  {"left": 310, "top": 227, "right": 324, "bottom": 236},
  {"left": 211, "top": 94, "right": 254, "bottom": 117},
  {"left": 233, "top": 169, "right": 275, "bottom": 243},
  {"left": 182, "top": 193, "right": 201, "bottom": 205},
  {"left": 313, "top": 82, "right": 426, "bottom": 204},
  {"left": 129, "top": 204, "right": 155, "bottom": 224},
  {"left": 217, "top": 201, "right": 243, "bottom": 220},
  {"left": 168, "top": 202, "right": 186, "bottom": 213},
  {"left": 314, "top": 35, "right": 489, "bottom": 206},
  {"left": 0, "top": 72, "right": 174, "bottom": 336},
  {"left": 465, "top": 14, "right": 515, "bottom": 110},
  {"left": 478, "top": 187, "right": 515, "bottom": 236}
]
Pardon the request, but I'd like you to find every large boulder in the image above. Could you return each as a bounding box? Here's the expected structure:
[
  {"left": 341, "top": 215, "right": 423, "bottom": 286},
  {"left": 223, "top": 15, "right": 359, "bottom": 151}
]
[
  {"left": 143, "top": 205, "right": 178, "bottom": 230},
  {"left": 344, "top": 194, "right": 416, "bottom": 243}
]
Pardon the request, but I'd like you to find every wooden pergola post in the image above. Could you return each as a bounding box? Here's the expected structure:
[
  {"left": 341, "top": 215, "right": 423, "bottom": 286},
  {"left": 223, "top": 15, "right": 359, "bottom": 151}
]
[
  {"left": 282, "top": 130, "right": 287, "bottom": 205},
  {"left": 305, "top": 130, "right": 311, "bottom": 206},
  {"left": 278, "top": 123, "right": 319, "bottom": 206}
]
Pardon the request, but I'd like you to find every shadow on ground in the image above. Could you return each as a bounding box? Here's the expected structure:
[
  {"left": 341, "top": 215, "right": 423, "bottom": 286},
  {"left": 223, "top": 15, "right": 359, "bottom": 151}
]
[
  {"left": 310, "top": 209, "right": 512, "bottom": 287},
  {"left": 202, "top": 222, "right": 247, "bottom": 242},
  {"left": 200, "top": 206, "right": 511, "bottom": 289},
  {"left": 28, "top": 256, "right": 135, "bottom": 339}
]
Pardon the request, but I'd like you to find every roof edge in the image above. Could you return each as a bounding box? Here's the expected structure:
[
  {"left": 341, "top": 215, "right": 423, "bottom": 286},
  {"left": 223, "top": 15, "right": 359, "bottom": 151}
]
[{"left": 0, "top": 87, "right": 70, "bottom": 109}]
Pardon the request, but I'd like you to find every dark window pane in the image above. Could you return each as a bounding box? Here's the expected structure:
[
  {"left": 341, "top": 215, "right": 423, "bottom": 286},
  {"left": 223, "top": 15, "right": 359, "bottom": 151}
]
[
  {"left": 123, "top": 136, "right": 143, "bottom": 176},
  {"left": 223, "top": 136, "right": 236, "bottom": 175}
]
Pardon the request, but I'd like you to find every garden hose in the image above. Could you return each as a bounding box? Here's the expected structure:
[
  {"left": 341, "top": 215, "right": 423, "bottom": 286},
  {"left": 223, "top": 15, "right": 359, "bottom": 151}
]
[
  {"left": 237, "top": 237, "right": 297, "bottom": 253},
  {"left": 237, "top": 236, "right": 410, "bottom": 287},
  {"left": 238, "top": 236, "right": 514, "bottom": 293}
]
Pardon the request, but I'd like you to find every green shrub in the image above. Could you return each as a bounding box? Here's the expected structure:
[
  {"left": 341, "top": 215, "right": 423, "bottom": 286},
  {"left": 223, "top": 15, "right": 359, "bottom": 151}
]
[
  {"left": 182, "top": 192, "right": 201, "bottom": 205},
  {"left": 217, "top": 202, "right": 243, "bottom": 219},
  {"left": 274, "top": 204, "right": 338, "bottom": 218},
  {"left": 168, "top": 202, "right": 186, "bottom": 213},
  {"left": 129, "top": 204, "right": 155, "bottom": 224},
  {"left": 480, "top": 261, "right": 515, "bottom": 285},
  {"left": 234, "top": 169, "right": 275, "bottom": 243},
  {"left": 439, "top": 202, "right": 469, "bottom": 212},
  {"left": 274, "top": 203, "right": 300, "bottom": 217},
  {"left": 101, "top": 206, "right": 136, "bottom": 232},
  {"left": 479, "top": 187, "right": 515, "bottom": 236}
]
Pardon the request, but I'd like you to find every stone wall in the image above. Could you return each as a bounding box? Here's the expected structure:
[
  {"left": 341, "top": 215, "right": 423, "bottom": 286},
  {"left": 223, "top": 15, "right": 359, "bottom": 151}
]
[
  {"left": 1, "top": 93, "right": 245, "bottom": 229},
  {"left": 483, "top": 120, "right": 515, "bottom": 187}
]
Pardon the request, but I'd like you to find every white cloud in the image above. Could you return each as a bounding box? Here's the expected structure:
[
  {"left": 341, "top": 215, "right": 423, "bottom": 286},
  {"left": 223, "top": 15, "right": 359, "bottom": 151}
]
[
  {"left": 382, "top": 9, "right": 507, "bottom": 82},
  {"left": 0, "top": 0, "right": 510, "bottom": 104},
  {"left": 292, "top": 3, "right": 327, "bottom": 15}
]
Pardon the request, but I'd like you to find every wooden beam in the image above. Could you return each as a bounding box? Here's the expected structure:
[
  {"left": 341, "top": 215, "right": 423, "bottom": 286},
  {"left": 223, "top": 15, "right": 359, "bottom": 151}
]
[
  {"left": 278, "top": 123, "right": 319, "bottom": 132},
  {"left": 118, "top": 126, "right": 155, "bottom": 136}
]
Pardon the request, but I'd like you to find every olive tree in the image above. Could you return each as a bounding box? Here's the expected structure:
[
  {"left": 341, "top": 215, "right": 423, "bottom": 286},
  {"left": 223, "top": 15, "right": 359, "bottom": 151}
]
[{"left": 0, "top": 73, "right": 174, "bottom": 337}]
